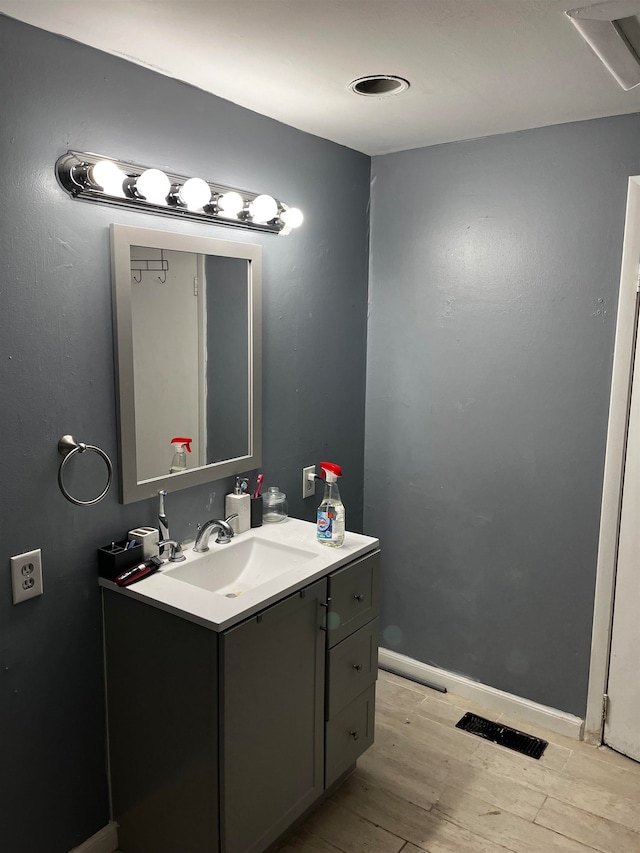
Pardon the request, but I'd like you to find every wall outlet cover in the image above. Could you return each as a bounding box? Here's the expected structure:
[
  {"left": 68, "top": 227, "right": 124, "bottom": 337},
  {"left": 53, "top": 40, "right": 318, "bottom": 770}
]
[
  {"left": 11, "top": 549, "right": 43, "bottom": 604},
  {"left": 302, "top": 465, "right": 316, "bottom": 499}
]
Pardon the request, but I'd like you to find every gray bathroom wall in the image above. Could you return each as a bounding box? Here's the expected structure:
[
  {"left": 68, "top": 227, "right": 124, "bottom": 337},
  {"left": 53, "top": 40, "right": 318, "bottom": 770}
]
[
  {"left": 0, "top": 15, "right": 369, "bottom": 853},
  {"left": 365, "top": 115, "right": 640, "bottom": 717}
]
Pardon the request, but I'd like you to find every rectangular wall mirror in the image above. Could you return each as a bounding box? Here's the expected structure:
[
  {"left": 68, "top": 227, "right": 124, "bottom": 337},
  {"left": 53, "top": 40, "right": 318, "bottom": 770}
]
[{"left": 110, "top": 224, "right": 262, "bottom": 503}]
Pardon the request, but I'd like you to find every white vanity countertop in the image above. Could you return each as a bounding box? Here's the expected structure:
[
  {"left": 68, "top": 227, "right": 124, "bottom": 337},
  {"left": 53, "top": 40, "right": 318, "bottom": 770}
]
[{"left": 99, "top": 517, "right": 379, "bottom": 631}]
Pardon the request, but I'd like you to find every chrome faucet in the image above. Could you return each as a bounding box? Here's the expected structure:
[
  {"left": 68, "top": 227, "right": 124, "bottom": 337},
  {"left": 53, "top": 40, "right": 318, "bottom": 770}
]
[
  {"left": 193, "top": 515, "right": 238, "bottom": 551},
  {"left": 157, "top": 539, "right": 186, "bottom": 562}
]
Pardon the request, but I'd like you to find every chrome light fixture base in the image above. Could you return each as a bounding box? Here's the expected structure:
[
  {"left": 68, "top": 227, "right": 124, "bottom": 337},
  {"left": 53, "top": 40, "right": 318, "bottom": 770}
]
[{"left": 56, "top": 151, "right": 303, "bottom": 235}]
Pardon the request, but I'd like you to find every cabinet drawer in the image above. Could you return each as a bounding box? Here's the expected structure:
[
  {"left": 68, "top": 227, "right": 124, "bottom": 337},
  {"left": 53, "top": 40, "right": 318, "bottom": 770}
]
[
  {"left": 327, "top": 550, "right": 380, "bottom": 647},
  {"left": 325, "top": 685, "right": 375, "bottom": 788},
  {"left": 326, "top": 618, "right": 378, "bottom": 720}
]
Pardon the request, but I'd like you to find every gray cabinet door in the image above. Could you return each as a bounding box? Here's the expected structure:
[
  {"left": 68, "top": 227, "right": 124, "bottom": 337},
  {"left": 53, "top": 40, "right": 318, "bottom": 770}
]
[
  {"left": 220, "top": 578, "right": 327, "bottom": 853},
  {"left": 103, "top": 591, "right": 219, "bottom": 853}
]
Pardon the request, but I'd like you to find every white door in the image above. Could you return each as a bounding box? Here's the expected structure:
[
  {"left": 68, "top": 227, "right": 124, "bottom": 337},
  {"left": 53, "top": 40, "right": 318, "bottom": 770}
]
[
  {"left": 605, "top": 291, "right": 640, "bottom": 762},
  {"left": 131, "top": 248, "right": 201, "bottom": 482}
]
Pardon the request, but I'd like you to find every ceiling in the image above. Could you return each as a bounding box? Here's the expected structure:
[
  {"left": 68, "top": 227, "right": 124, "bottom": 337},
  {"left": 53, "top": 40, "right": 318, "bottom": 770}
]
[{"left": 1, "top": 0, "right": 640, "bottom": 155}]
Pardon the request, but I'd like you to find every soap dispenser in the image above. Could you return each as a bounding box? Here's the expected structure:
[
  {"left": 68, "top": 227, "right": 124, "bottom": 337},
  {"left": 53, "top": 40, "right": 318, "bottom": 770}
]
[{"left": 225, "top": 477, "right": 250, "bottom": 534}]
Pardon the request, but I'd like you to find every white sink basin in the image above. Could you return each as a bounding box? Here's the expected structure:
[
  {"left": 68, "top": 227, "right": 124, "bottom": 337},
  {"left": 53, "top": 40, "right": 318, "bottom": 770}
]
[
  {"left": 163, "top": 537, "right": 318, "bottom": 597},
  {"left": 100, "top": 518, "right": 379, "bottom": 631}
]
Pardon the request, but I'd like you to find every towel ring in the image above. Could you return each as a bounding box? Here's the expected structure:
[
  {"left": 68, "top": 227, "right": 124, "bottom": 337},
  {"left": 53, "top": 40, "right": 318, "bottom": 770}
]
[{"left": 58, "top": 435, "right": 113, "bottom": 506}]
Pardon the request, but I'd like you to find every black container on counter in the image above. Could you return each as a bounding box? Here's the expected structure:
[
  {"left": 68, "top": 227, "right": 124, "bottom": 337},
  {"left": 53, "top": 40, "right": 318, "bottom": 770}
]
[
  {"left": 250, "top": 496, "right": 263, "bottom": 528},
  {"left": 97, "top": 539, "right": 144, "bottom": 581}
]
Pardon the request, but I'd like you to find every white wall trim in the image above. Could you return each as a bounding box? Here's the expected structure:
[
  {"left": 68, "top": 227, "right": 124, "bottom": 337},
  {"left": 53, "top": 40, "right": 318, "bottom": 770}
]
[
  {"left": 68, "top": 822, "right": 118, "bottom": 853},
  {"left": 585, "top": 174, "right": 640, "bottom": 745},
  {"left": 379, "top": 648, "right": 584, "bottom": 740}
]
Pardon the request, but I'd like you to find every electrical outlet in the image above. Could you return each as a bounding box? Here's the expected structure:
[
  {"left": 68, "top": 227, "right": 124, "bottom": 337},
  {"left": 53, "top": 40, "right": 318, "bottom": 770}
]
[
  {"left": 11, "top": 549, "right": 43, "bottom": 604},
  {"left": 302, "top": 465, "right": 317, "bottom": 499}
]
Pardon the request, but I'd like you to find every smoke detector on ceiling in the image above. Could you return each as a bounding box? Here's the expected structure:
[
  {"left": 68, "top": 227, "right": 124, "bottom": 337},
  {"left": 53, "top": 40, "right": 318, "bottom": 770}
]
[{"left": 567, "top": 1, "right": 640, "bottom": 90}]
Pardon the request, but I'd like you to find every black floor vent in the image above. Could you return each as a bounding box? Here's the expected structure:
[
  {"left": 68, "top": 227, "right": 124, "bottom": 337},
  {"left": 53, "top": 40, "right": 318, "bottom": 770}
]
[{"left": 456, "top": 712, "right": 548, "bottom": 759}]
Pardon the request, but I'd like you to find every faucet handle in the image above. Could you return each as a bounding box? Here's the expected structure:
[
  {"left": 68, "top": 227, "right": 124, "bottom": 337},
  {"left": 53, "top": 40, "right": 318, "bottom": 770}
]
[
  {"left": 217, "top": 514, "right": 238, "bottom": 544},
  {"left": 157, "top": 539, "right": 186, "bottom": 562}
]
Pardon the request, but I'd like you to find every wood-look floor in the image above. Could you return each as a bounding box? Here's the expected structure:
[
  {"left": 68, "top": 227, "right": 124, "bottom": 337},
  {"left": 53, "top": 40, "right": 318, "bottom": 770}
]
[{"left": 279, "top": 670, "right": 640, "bottom": 853}]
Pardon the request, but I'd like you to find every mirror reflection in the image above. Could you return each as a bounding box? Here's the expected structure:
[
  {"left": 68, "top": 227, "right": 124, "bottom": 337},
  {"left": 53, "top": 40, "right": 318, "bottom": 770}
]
[
  {"left": 131, "top": 247, "right": 249, "bottom": 480},
  {"left": 110, "top": 225, "right": 262, "bottom": 504}
]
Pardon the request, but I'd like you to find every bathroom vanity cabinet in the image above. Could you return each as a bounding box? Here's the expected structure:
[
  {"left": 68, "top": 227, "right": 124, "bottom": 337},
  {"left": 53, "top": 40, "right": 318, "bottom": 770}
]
[{"left": 103, "top": 547, "right": 380, "bottom": 853}]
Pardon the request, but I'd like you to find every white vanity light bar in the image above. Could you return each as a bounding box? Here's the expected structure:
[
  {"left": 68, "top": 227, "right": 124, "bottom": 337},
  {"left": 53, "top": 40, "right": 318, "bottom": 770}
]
[{"left": 55, "top": 151, "right": 303, "bottom": 235}]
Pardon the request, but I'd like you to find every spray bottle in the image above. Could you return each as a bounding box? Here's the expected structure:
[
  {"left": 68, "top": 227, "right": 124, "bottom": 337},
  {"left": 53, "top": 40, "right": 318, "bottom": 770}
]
[
  {"left": 316, "top": 462, "right": 345, "bottom": 547},
  {"left": 169, "top": 437, "right": 192, "bottom": 473}
]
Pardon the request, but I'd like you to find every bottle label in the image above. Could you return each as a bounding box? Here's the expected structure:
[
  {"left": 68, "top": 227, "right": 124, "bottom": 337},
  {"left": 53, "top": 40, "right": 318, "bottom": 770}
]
[{"left": 317, "top": 509, "right": 334, "bottom": 539}]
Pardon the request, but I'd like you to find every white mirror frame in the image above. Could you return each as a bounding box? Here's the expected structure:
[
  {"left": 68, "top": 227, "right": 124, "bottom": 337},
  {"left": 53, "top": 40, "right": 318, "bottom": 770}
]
[{"left": 110, "top": 223, "right": 262, "bottom": 504}]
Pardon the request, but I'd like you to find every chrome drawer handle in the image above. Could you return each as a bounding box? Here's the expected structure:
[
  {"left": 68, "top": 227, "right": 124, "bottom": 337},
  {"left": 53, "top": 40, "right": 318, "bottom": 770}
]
[
  {"left": 353, "top": 663, "right": 363, "bottom": 672},
  {"left": 349, "top": 730, "right": 360, "bottom": 741},
  {"left": 353, "top": 593, "right": 365, "bottom": 602}
]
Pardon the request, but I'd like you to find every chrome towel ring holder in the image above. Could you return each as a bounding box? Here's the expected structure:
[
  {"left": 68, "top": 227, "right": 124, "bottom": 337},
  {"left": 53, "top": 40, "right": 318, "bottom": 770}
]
[{"left": 58, "top": 434, "right": 113, "bottom": 506}]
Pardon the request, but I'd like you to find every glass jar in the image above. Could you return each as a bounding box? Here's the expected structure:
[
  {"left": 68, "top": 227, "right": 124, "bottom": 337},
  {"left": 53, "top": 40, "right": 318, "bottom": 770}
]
[{"left": 262, "top": 486, "right": 288, "bottom": 523}]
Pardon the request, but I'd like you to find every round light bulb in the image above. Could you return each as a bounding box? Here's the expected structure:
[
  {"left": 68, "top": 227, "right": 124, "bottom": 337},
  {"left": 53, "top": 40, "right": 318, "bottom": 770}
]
[
  {"left": 89, "top": 160, "right": 126, "bottom": 197},
  {"left": 280, "top": 207, "right": 304, "bottom": 229},
  {"left": 135, "top": 169, "right": 171, "bottom": 205},
  {"left": 218, "top": 191, "right": 244, "bottom": 217},
  {"left": 178, "top": 177, "right": 211, "bottom": 210},
  {"left": 249, "top": 194, "right": 278, "bottom": 223}
]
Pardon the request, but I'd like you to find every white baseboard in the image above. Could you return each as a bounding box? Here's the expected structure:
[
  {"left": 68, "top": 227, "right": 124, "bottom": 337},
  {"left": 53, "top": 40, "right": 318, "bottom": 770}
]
[
  {"left": 69, "top": 822, "right": 118, "bottom": 853},
  {"left": 378, "top": 648, "right": 584, "bottom": 741}
]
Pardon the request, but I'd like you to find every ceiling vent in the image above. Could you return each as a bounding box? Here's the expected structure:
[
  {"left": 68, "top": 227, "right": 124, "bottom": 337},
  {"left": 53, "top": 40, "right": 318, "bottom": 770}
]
[{"left": 567, "top": 1, "right": 640, "bottom": 90}]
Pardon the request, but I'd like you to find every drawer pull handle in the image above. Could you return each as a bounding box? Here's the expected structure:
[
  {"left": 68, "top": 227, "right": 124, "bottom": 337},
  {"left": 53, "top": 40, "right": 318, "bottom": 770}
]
[
  {"left": 353, "top": 663, "right": 363, "bottom": 672},
  {"left": 353, "top": 593, "right": 365, "bottom": 602},
  {"left": 349, "top": 730, "right": 360, "bottom": 741}
]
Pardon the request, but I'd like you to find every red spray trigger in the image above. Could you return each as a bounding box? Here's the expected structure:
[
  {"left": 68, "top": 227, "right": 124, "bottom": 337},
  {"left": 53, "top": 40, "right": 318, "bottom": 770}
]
[
  {"left": 320, "top": 462, "right": 342, "bottom": 478},
  {"left": 171, "top": 437, "right": 192, "bottom": 453}
]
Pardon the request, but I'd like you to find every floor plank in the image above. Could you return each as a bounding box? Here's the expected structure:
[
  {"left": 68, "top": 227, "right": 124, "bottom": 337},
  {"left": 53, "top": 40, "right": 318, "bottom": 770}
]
[
  {"left": 329, "top": 774, "right": 439, "bottom": 847},
  {"left": 356, "top": 744, "right": 445, "bottom": 812},
  {"left": 535, "top": 797, "right": 640, "bottom": 853},
  {"left": 396, "top": 817, "right": 516, "bottom": 853},
  {"left": 434, "top": 787, "right": 597, "bottom": 853},
  {"left": 302, "top": 797, "right": 405, "bottom": 853},
  {"left": 468, "top": 739, "right": 640, "bottom": 833},
  {"left": 279, "top": 827, "right": 347, "bottom": 853},
  {"left": 562, "top": 749, "right": 640, "bottom": 801},
  {"left": 443, "top": 760, "right": 546, "bottom": 821},
  {"left": 334, "top": 774, "right": 516, "bottom": 853}
]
